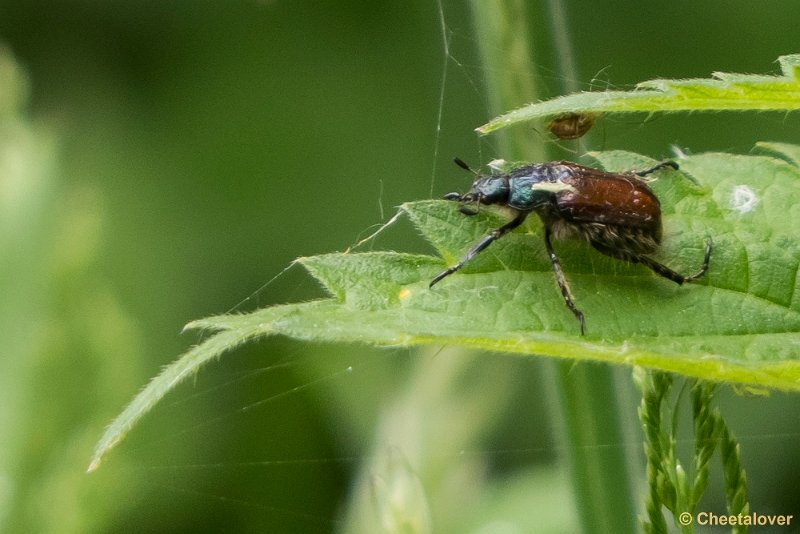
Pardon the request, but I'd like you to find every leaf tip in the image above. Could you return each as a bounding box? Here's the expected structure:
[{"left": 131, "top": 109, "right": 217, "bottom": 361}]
[
  {"left": 86, "top": 457, "right": 101, "bottom": 473},
  {"left": 87, "top": 426, "right": 127, "bottom": 473}
]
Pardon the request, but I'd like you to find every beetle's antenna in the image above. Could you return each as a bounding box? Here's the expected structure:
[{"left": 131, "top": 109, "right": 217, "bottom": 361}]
[{"left": 453, "top": 157, "right": 478, "bottom": 175}]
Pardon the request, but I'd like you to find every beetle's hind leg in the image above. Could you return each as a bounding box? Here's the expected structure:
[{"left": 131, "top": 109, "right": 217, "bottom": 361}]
[
  {"left": 591, "top": 238, "right": 712, "bottom": 285},
  {"left": 635, "top": 160, "right": 679, "bottom": 177}
]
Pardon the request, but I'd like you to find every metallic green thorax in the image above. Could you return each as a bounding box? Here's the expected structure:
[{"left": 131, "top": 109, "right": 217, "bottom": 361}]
[{"left": 468, "top": 164, "right": 576, "bottom": 212}]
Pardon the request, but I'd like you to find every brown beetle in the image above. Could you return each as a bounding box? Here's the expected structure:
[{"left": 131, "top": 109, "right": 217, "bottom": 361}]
[{"left": 430, "top": 159, "right": 712, "bottom": 334}]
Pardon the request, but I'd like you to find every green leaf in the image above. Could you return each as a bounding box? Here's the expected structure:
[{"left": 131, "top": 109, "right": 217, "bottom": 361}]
[
  {"left": 89, "top": 147, "right": 800, "bottom": 470},
  {"left": 477, "top": 54, "right": 800, "bottom": 134}
]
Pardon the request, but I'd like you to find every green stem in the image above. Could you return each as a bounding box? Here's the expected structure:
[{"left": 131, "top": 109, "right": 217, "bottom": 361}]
[
  {"left": 719, "top": 416, "right": 749, "bottom": 534},
  {"left": 470, "top": 2, "right": 639, "bottom": 532},
  {"left": 547, "top": 364, "right": 642, "bottom": 533},
  {"left": 636, "top": 369, "right": 672, "bottom": 534},
  {"left": 689, "top": 381, "right": 717, "bottom": 511},
  {"left": 470, "top": 0, "right": 545, "bottom": 162}
]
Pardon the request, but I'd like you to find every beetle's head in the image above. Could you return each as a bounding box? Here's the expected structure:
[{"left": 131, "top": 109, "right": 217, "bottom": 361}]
[{"left": 443, "top": 175, "right": 510, "bottom": 216}]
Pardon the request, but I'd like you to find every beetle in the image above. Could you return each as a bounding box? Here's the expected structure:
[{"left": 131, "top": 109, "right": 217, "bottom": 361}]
[{"left": 429, "top": 158, "right": 712, "bottom": 335}]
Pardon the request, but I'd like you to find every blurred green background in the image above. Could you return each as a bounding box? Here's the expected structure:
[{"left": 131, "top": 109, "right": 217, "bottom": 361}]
[{"left": 1, "top": 0, "right": 799, "bottom": 532}]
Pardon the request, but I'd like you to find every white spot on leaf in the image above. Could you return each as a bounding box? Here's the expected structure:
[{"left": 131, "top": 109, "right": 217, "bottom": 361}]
[{"left": 730, "top": 185, "right": 758, "bottom": 214}]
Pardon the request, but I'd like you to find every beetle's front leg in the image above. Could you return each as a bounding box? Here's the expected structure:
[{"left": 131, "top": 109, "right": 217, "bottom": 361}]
[
  {"left": 544, "top": 227, "right": 586, "bottom": 335},
  {"left": 429, "top": 212, "right": 528, "bottom": 288}
]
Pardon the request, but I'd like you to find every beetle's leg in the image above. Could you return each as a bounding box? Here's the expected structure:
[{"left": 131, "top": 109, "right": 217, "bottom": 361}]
[
  {"left": 635, "top": 160, "right": 679, "bottom": 177},
  {"left": 591, "top": 238, "right": 712, "bottom": 285},
  {"left": 636, "top": 160, "right": 702, "bottom": 186},
  {"left": 429, "top": 212, "right": 527, "bottom": 288},
  {"left": 544, "top": 227, "right": 586, "bottom": 335},
  {"left": 686, "top": 238, "right": 713, "bottom": 281},
  {"left": 640, "top": 238, "right": 712, "bottom": 284}
]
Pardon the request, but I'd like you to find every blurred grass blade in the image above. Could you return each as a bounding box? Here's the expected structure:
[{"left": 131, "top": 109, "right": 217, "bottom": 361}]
[
  {"left": 478, "top": 54, "right": 800, "bottom": 134},
  {"left": 0, "top": 46, "right": 29, "bottom": 117},
  {"left": 90, "top": 147, "right": 800, "bottom": 470}
]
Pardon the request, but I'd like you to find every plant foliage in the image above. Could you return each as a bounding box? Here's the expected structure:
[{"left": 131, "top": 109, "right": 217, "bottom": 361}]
[
  {"left": 90, "top": 145, "right": 800, "bottom": 471},
  {"left": 478, "top": 54, "right": 800, "bottom": 134}
]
